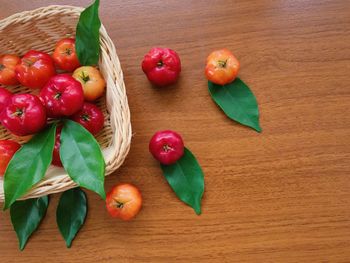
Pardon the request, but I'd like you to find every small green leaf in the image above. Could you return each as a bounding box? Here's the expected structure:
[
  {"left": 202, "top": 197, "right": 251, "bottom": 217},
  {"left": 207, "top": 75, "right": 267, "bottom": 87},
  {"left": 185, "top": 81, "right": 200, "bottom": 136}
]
[
  {"left": 4, "top": 124, "right": 56, "bottom": 210},
  {"left": 208, "top": 78, "right": 262, "bottom": 132},
  {"left": 10, "top": 196, "right": 49, "bottom": 250},
  {"left": 60, "top": 120, "right": 105, "bottom": 199},
  {"left": 161, "top": 148, "right": 204, "bottom": 215},
  {"left": 76, "top": 0, "right": 101, "bottom": 65},
  {"left": 57, "top": 188, "right": 87, "bottom": 248}
]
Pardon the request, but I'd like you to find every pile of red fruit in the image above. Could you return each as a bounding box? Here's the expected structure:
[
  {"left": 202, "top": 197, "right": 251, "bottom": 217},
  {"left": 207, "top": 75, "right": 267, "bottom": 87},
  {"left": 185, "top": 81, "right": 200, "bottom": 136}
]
[
  {"left": 0, "top": 38, "right": 106, "bottom": 171},
  {"left": 1, "top": 41, "right": 242, "bottom": 223}
]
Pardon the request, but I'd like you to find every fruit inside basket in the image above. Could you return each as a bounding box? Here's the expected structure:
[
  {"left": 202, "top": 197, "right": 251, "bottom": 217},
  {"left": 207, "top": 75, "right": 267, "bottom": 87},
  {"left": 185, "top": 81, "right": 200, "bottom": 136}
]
[{"left": 0, "top": 5, "right": 131, "bottom": 202}]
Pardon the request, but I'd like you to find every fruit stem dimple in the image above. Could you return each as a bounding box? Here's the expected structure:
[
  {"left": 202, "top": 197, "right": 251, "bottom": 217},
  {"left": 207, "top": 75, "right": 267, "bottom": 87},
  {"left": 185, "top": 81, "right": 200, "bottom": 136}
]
[
  {"left": 116, "top": 201, "right": 124, "bottom": 209},
  {"left": 217, "top": 59, "right": 227, "bottom": 68},
  {"left": 54, "top": 92, "right": 62, "bottom": 100},
  {"left": 163, "top": 144, "right": 172, "bottom": 152},
  {"left": 23, "top": 58, "right": 34, "bottom": 67},
  {"left": 80, "top": 71, "right": 90, "bottom": 83},
  {"left": 13, "top": 108, "right": 24, "bottom": 117},
  {"left": 64, "top": 48, "right": 72, "bottom": 55},
  {"left": 0, "top": 64, "right": 4, "bottom": 71},
  {"left": 81, "top": 114, "right": 90, "bottom": 122},
  {"left": 157, "top": 60, "right": 163, "bottom": 67}
]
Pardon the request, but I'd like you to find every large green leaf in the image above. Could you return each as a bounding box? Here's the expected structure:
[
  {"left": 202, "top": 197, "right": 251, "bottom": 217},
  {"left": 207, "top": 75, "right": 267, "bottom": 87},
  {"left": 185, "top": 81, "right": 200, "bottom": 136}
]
[
  {"left": 4, "top": 124, "right": 56, "bottom": 210},
  {"left": 60, "top": 120, "right": 105, "bottom": 199},
  {"left": 10, "top": 196, "right": 49, "bottom": 250},
  {"left": 208, "top": 78, "right": 262, "bottom": 132},
  {"left": 57, "top": 188, "right": 87, "bottom": 248},
  {"left": 76, "top": 0, "right": 101, "bottom": 65},
  {"left": 161, "top": 148, "right": 204, "bottom": 215}
]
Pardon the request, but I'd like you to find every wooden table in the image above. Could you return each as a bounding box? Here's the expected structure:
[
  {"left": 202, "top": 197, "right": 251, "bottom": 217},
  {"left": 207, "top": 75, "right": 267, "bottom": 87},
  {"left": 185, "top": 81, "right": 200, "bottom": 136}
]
[{"left": 0, "top": 0, "right": 349, "bottom": 262}]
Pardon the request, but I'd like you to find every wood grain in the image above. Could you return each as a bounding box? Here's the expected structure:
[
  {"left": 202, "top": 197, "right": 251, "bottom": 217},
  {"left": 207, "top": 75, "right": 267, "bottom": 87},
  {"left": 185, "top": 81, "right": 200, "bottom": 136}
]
[{"left": 0, "top": 0, "right": 350, "bottom": 262}]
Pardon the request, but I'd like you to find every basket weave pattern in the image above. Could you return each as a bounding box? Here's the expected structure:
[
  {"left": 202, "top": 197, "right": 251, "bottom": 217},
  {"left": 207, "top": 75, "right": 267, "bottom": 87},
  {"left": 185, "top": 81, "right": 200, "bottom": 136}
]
[{"left": 0, "top": 5, "right": 132, "bottom": 201}]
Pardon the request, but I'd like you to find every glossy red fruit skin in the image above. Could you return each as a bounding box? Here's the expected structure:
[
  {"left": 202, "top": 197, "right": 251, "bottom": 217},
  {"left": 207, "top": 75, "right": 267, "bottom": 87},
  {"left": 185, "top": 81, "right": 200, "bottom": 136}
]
[
  {"left": 0, "top": 94, "right": 47, "bottom": 136},
  {"left": 71, "top": 102, "right": 104, "bottom": 135},
  {"left": 141, "top": 47, "right": 181, "bottom": 87},
  {"left": 15, "top": 50, "right": 56, "bottom": 89},
  {"left": 52, "top": 126, "right": 62, "bottom": 167},
  {"left": 39, "top": 74, "right": 84, "bottom": 118},
  {"left": 52, "top": 38, "right": 80, "bottom": 72},
  {"left": 0, "top": 140, "right": 21, "bottom": 175},
  {"left": 106, "top": 183, "right": 142, "bottom": 221},
  {"left": 0, "top": 87, "right": 12, "bottom": 114},
  {"left": 149, "top": 130, "right": 185, "bottom": 165}
]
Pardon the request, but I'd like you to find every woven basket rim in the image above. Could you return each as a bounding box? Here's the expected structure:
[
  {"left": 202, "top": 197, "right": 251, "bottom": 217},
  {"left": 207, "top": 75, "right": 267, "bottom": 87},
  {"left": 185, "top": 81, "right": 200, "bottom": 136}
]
[{"left": 0, "top": 5, "right": 84, "bottom": 29}]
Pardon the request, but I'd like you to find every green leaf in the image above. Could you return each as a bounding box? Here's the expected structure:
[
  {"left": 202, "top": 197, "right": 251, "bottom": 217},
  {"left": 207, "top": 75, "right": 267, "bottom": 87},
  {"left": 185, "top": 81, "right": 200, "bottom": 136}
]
[
  {"left": 76, "top": 0, "right": 101, "bottom": 65},
  {"left": 60, "top": 120, "right": 105, "bottom": 199},
  {"left": 208, "top": 78, "right": 262, "bottom": 132},
  {"left": 160, "top": 148, "right": 204, "bottom": 215},
  {"left": 57, "top": 188, "right": 87, "bottom": 248},
  {"left": 10, "top": 196, "right": 49, "bottom": 250},
  {"left": 4, "top": 124, "right": 56, "bottom": 210}
]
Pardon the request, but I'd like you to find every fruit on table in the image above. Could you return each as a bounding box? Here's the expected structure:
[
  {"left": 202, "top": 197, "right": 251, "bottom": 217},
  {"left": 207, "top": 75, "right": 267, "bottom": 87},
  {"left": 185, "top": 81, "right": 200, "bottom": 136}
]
[
  {"left": 15, "top": 50, "right": 56, "bottom": 89},
  {"left": 0, "top": 94, "right": 46, "bottom": 136},
  {"left": 106, "top": 183, "right": 142, "bottom": 221},
  {"left": 141, "top": 47, "right": 181, "bottom": 87},
  {"left": 52, "top": 38, "right": 80, "bottom": 72},
  {"left": 0, "top": 54, "right": 20, "bottom": 86},
  {"left": 39, "top": 74, "right": 84, "bottom": 118},
  {"left": 71, "top": 102, "right": 104, "bottom": 135},
  {"left": 205, "top": 48, "right": 240, "bottom": 85},
  {"left": 0, "top": 140, "right": 21, "bottom": 175},
  {"left": 149, "top": 130, "right": 184, "bottom": 165},
  {"left": 0, "top": 87, "right": 12, "bottom": 114},
  {"left": 72, "top": 66, "right": 106, "bottom": 101},
  {"left": 52, "top": 126, "right": 62, "bottom": 167}
]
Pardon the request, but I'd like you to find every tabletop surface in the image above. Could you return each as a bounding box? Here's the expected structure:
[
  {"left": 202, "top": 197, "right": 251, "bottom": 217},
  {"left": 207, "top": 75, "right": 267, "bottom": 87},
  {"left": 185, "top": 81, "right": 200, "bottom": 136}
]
[{"left": 0, "top": 0, "right": 349, "bottom": 262}]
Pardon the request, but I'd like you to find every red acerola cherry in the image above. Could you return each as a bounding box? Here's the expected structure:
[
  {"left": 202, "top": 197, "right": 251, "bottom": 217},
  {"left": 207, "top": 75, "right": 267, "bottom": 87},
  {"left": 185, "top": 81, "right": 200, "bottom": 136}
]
[{"left": 149, "top": 130, "right": 184, "bottom": 165}]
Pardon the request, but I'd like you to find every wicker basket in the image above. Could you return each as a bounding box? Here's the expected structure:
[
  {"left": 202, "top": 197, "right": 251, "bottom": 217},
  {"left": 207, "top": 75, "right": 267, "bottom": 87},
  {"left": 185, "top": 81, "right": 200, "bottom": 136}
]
[{"left": 0, "top": 5, "right": 132, "bottom": 202}]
